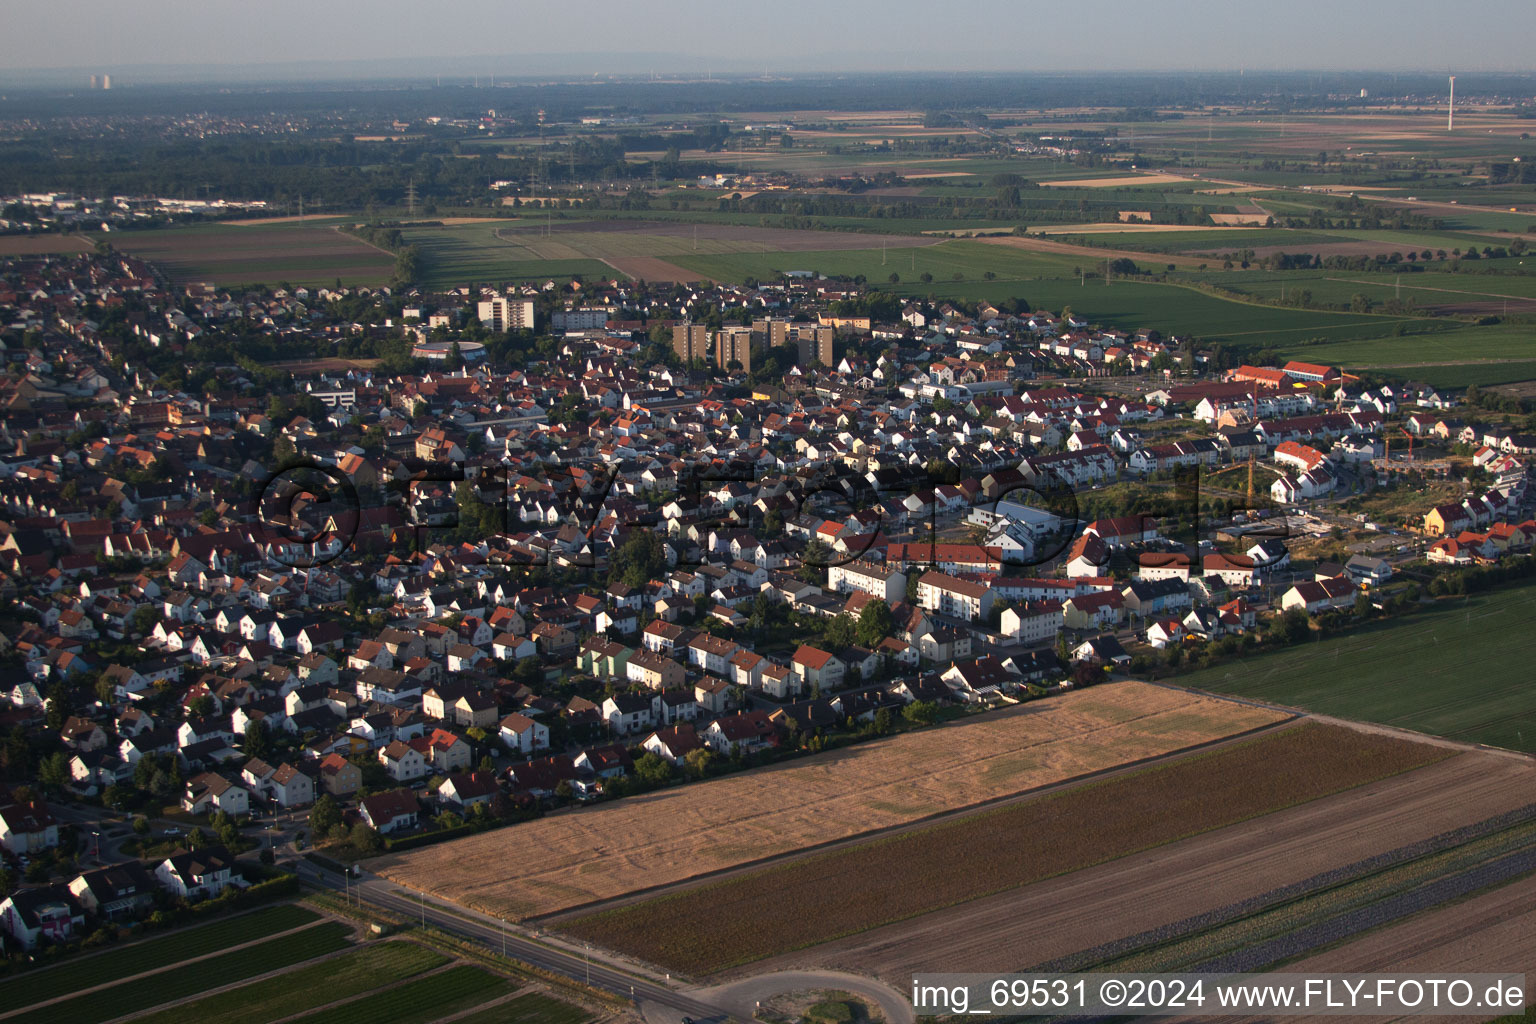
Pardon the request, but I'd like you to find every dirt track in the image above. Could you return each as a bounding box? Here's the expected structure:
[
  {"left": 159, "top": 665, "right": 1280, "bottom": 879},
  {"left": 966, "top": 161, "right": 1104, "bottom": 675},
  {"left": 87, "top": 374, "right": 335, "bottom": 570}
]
[{"left": 729, "top": 751, "right": 1536, "bottom": 984}]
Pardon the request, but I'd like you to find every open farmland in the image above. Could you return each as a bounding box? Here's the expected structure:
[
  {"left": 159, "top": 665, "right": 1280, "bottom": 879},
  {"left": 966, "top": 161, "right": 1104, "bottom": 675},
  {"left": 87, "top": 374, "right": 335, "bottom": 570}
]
[
  {"left": 374, "top": 682, "right": 1288, "bottom": 920},
  {"left": 18, "top": 920, "right": 354, "bottom": 1024},
  {"left": 402, "top": 218, "right": 944, "bottom": 287},
  {"left": 557, "top": 723, "right": 1450, "bottom": 975},
  {"left": 737, "top": 750, "right": 1536, "bottom": 985},
  {"left": 100, "top": 221, "right": 394, "bottom": 288},
  {"left": 0, "top": 233, "right": 93, "bottom": 255},
  {"left": 0, "top": 903, "right": 319, "bottom": 1013},
  {"left": 37, "top": 927, "right": 592, "bottom": 1024},
  {"left": 1177, "top": 580, "right": 1536, "bottom": 753}
]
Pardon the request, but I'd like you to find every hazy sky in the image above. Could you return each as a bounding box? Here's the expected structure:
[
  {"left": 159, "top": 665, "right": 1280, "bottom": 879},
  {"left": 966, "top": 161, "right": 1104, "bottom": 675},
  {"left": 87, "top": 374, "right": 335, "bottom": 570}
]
[{"left": 2, "top": 0, "right": 1533, "bottom": 76}]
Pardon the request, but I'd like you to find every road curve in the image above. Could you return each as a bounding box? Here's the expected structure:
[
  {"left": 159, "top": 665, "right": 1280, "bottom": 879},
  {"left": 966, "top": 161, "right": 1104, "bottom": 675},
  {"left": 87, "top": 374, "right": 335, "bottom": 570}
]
[{"left": 690, "top": 970, "right": 916, "bottom": 1024}]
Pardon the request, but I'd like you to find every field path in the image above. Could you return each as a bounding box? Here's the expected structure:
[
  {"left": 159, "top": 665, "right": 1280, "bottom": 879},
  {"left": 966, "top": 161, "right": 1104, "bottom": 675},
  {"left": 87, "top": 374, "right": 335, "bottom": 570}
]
[
  {"left": 731, "top": 751, "right": 1536, "bottom": 984},
  {"left": 0, "top": 918, "right": 345, "bottom": 1021}
]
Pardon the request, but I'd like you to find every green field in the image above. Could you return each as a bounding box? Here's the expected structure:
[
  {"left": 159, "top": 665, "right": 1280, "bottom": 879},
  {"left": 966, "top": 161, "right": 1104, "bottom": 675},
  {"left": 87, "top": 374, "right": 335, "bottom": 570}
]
[
  {"left": 447, "top": 992, "right": 593, "bottom": 1024},
  {"left": 125, "top": 941, "right": 449, "bottom": 1024},
  {"left": 1178, "top": 581, "right": 1536, "bottom": 753},
  {"left": 27, "top": 921, "right": 353, "bottom": 1024},
  {"left": 0, "top": 904, "right": 318, "bottom": 1012},
  {"left": 292, "top": 964, "right": 510, "bottom": 1024},
  {"left": 100, "top": 220, "right": 394, "bottom": 288},
  {"left": 402, "top": 223, "right": 617, "bottom": 289}
]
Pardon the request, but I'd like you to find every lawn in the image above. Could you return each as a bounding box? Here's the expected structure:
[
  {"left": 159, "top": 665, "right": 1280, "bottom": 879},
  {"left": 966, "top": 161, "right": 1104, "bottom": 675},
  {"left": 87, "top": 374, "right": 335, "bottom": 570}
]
[
  {"left": 124, "top": 941, "right": 448, "bottom": 1024},
  {"left": 1177, "top": 581, "right": 1536, "bottom": 754},
  {"left": 28, "top": 921, "right": 352, "bottom": 1024},
  {"left": 291, "top": 964, "right": 510, "bottom": 1024},
  {"left": 0, "top": 903, "right": 318, "bottom": 1011},
  {"left": 558, "top": 723, "right": 1447, "bottom": 974}
]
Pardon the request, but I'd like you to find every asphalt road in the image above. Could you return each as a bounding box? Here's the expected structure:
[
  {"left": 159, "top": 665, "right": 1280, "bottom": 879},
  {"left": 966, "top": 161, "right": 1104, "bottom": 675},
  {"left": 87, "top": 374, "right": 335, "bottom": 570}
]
[{"left": 292, "top": 861, "right": 742, "bottom": 1024}]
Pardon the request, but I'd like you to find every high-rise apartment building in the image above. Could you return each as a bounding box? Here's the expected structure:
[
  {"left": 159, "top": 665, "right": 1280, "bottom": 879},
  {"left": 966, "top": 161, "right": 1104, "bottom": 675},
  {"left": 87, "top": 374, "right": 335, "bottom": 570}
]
[
  {"left": 476, "top": 296, "right": 535, "bottom": 332},
  {"left": 672, "top": 324, "right": 711, "bottom": 364}
]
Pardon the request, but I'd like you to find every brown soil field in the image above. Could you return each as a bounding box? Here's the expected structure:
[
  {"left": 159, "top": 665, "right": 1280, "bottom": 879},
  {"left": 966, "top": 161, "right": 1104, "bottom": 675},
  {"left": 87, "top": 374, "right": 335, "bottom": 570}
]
[
  {"left": 106, "top": 224, "right": 393, "bottom": 287},
  {"left": 975, "top": 233, "right": 1209, "bottom": 269},
  {"left": 737, "top": 749, "right": 1536, "bottom": 984},
  {"left": 0, "top": 234, "right": 92, "bottom": 255},
  {"left": 601, "top": 256, "right": 707, "bottom": 283},
  {"left": 557, "top": 722, "right": 1450, "bottom": 976},
  {"left": 1042, "top": 174, "right": 1197, "bottom": 188},
  {"left": 374, "top": 682, "right": 1285, "bottom": 921}
]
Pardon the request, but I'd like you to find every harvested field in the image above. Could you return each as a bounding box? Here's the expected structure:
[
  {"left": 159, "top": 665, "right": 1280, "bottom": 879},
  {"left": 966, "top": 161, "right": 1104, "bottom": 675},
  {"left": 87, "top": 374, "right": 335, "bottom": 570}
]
[
  {"left": 557, "top": 722, "right": 1451, "bottom": 975},
  {"left": 1042, "top": 174, "right": 1196, "bottom": 188},
  {"left": 375, "top": 682, "right": 1285, "bottom": 921},
  {"left": 602, "top": 256, "right": 707, "bottom": 283},
  {"left": 0, "top": 234, "right": 92, "bottom": 255},
  {"left": 766, "top": 751, "right": 1536, "bottom": 986},
  {"left": 103, "top": 223, "right": 393, "bottom": 287}
]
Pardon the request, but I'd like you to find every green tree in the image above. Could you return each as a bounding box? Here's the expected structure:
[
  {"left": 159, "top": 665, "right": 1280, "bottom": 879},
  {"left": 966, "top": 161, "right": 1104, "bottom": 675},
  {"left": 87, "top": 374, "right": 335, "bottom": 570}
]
[
  {"left": 349, "top": 822, "right": 383, "bottom": 855},
  {"left": 855, "top": 601, "right": 893, "bottom": 648},
  {"left": 634, "top": 752, "right": 674, "bottom": 788},
  {"left": 309, "top": 794, "right": 341, "bottom": 837},
  {"left": 242, "top": 721, "right": 270, "bottom": 759},
  {"left": 902, "top": 700, "right": 939, "bottom": 726},
  {"left": 37, "top": 751, "right": 69, "bottom": 792}
]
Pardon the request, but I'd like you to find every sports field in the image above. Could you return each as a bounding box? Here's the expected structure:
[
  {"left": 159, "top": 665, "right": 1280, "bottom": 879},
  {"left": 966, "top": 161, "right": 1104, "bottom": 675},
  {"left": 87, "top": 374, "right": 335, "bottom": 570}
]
[
  {"left": 1177, "top": 579, "right": 1536, "bottom": 753},
  {"left": 374, "top": 682, "right": 1288, "bottom": 920}
]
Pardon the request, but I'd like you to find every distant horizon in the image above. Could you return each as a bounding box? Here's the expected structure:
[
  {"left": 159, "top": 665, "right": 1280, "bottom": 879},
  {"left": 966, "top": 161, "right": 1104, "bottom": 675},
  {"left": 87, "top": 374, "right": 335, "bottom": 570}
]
[
  {"left": 1, "top": 0, "right": 1534, "bottom": 86},
  {"left": 0, "top": 59, "right": 1532, "bottom": 93}
]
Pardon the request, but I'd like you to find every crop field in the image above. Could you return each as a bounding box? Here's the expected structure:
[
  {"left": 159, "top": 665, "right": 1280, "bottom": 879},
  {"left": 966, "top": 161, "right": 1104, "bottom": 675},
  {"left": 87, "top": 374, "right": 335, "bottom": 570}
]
[
  {"left": 1206, "top": 267, "right": 1536, "bottom": 317},
  {"left": 1177, "top": 580, "right": 1536, "bottom": 753},
  {"left": 292, "top": 964, "right": 511, "bottom": 1024},
  {"left": 101, "top": 221, "right": 394, "bottom": 288},
  {"left": 403, "top": 218, "right": 947, "bottom": 287},
  {"left": 0, "top": 233, "right": 93, "bottom": 255},
  {"left": 760, "top": 751, "right": 1536, "bottom": 983},
  {"left": 0, "top": 903, "right": 319, "bottom": 1012},
  {"left": 375, "top": 682, "right": 1288, "bottom": 920},
  {"left": 557, "top": 723, "right": 1448, "bottom": 975},
  {"left": 83, "top": 931, "right": 591, "bottom": 1024},
  {"left": 125, "top": 941, "right": 449, "bottom": 1024},
  {"left": 447, "top": 992, "right": 594, "bottom": 1024},
  {"left": 25, "top": 920, "right": 353, "bottom": 1024},
  {"left": 1268, "top": 320, "right": 1536, "bottom": 367}
]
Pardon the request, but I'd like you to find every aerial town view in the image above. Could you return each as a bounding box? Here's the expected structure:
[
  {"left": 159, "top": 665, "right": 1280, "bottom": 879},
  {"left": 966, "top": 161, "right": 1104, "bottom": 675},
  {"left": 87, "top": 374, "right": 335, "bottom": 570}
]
[{"left": 0, "top": 2, "right": 1533, "bottom": 1023}]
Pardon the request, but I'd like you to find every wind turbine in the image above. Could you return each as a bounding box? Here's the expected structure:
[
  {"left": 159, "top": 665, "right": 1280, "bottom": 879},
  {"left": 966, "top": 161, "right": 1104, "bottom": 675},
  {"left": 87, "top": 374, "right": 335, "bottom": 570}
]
[{"left": 1447, "top": 76, "right": 1456, "bottom": 131}]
